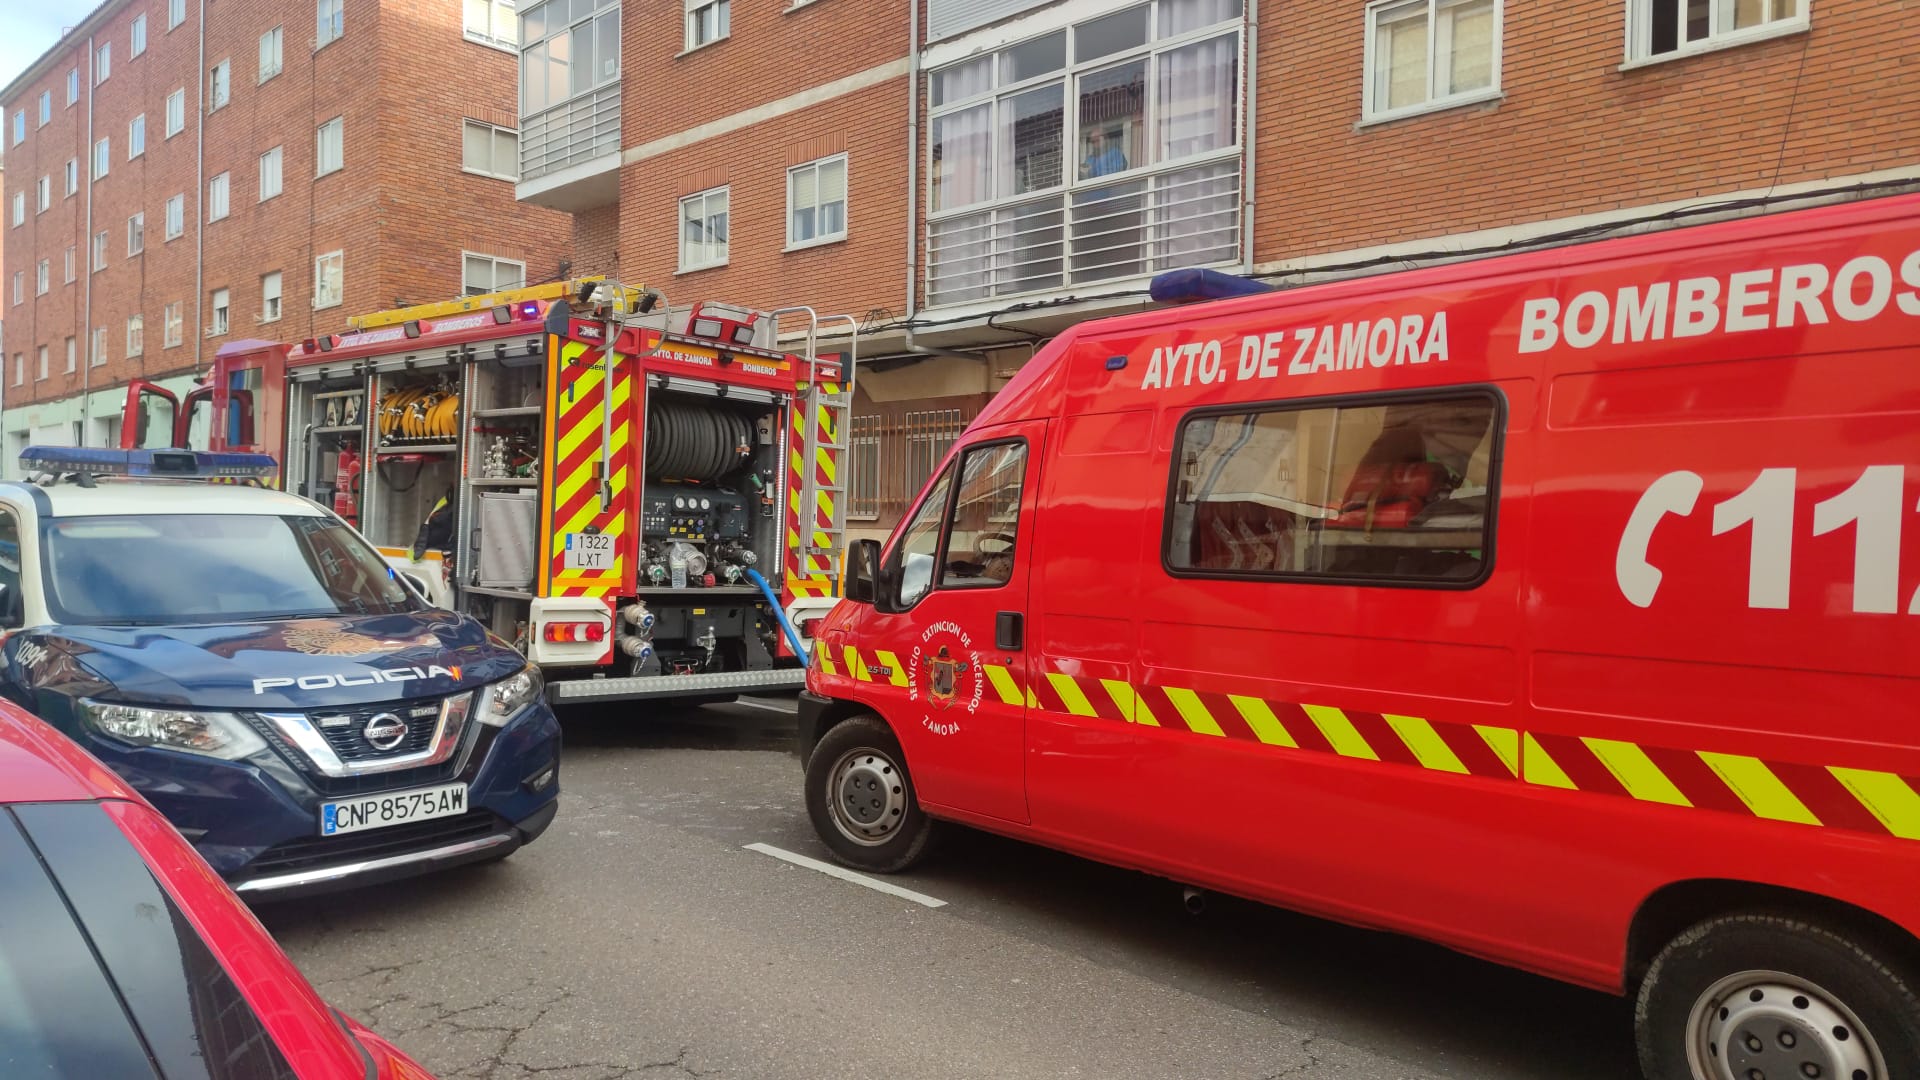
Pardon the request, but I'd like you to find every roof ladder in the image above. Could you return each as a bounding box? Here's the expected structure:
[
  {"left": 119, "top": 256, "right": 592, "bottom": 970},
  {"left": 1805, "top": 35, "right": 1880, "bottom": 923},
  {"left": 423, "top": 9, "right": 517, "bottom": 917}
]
[{"left": 772, "top": 309, "right": 859, "bottom": 587}]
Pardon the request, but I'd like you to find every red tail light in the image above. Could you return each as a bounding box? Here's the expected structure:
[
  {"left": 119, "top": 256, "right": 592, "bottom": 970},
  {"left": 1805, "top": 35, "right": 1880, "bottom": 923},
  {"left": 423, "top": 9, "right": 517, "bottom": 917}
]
[{"left": 542, "top": 622, "right": 605, "bottom": 644}]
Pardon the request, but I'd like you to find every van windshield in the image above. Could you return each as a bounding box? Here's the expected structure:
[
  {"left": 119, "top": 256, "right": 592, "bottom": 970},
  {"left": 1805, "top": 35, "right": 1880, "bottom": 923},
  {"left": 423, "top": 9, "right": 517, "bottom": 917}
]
[{"left": 43, "top": 513, "right": 417, "bottom": 625}]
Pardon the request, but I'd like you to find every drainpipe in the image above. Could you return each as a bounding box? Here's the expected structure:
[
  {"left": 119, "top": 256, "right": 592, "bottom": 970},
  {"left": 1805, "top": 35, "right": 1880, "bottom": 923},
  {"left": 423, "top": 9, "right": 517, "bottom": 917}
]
[
  {"left": 1240, "top": 0, "right": 1259, "bottom": 276},
  {"left": 193, "top": 0, "right": 206, "bottom": 383},
  {"left": 898, "top": 0, "right": 982, "bottom": 364},
  {"left": 80, "top": 33, "right": 96, "bottom": 441}
]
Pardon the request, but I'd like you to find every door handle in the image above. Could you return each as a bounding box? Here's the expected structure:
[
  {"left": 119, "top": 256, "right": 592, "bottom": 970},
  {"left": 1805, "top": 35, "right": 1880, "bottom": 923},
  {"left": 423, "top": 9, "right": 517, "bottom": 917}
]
[{"left": 995, "top": 611, "right": 1024, "bottom": 652}]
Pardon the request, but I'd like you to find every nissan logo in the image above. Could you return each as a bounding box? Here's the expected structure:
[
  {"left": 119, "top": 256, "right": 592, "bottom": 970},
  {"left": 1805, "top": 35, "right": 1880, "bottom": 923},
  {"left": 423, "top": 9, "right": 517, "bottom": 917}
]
[{"left": 362, "top": 713, "right": 408, "bottom": 752}]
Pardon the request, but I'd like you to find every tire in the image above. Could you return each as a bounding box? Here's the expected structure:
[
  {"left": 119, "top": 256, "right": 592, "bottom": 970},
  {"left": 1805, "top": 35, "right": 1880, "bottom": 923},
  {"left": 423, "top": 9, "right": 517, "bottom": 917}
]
[
  {"left": 804, "top": 714, "right": 936, "bottom": 873},
  {"left": 1635, "top": 913, "right": 1920, "bottom": 1080}
]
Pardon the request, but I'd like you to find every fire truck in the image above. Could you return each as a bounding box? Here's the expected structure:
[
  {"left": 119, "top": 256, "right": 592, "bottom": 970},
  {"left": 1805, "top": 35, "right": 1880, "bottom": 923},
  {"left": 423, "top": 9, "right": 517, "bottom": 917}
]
[{"left": 123, "top": 280, "right": 859, "bottom": 707}]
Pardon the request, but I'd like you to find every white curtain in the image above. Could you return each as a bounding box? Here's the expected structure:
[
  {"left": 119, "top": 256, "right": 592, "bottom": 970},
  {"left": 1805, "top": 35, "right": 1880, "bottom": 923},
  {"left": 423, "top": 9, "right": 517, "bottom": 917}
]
[
  {"left": 1160, "top": 0, "right": 1242, "bottom": 36},
  {"left": 1157, "top": 34, "right": 1236, "bottom": 163},
  {"left": 929, "top": 58, "right": 996, "bottom": 303}
]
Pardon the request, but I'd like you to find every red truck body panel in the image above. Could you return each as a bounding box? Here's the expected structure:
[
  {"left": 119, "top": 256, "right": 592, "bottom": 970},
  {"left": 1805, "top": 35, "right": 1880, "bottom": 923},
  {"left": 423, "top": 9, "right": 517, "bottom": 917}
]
[{"left": 811, "top": 192, "right": 1920, "bottom": 993}]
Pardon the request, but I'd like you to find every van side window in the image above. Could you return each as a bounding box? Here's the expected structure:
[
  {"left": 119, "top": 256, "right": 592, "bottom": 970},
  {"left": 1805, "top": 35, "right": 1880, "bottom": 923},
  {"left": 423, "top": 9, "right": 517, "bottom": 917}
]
[
  {"left": 893, "top": 465, "right": 955, "bottom": 608},
  {"left": 0, "top": 507, "right": 19, "bottom": 625},
  {"left": 940, "top": 440, "right": 1026, "bottom": 589},
  {"left": 1165, "top": 390, "right": 1501, "bottom": 586}
]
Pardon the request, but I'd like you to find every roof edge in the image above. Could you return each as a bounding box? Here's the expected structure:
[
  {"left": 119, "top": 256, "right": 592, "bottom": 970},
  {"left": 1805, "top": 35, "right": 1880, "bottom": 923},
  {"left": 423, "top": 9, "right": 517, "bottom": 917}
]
[{"left": 0, "top": 0, "right": 128, "bottom": 106}]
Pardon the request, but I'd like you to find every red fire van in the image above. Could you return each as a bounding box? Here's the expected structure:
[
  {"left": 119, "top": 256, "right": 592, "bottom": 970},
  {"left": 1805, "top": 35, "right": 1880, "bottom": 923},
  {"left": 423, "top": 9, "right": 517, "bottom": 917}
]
[{"left": 799, "top": 192, "right": 1920, "bottom": 1079}]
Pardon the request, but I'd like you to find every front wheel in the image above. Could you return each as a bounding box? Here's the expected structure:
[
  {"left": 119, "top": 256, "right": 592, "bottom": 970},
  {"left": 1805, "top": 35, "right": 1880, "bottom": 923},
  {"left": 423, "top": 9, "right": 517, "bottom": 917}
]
[
  {"left": 1635, "top": 914, "right": 1920, "bottom": 1080},
  {"left": 804, "top": 714, "right": 935, "bottom": 873}
]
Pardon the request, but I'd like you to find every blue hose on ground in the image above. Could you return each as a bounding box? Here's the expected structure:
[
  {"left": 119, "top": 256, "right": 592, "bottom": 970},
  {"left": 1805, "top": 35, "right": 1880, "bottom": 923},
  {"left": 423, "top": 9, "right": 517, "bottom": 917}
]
[{"left": 746, "top": 567, "right": 809, "bottom": 661}]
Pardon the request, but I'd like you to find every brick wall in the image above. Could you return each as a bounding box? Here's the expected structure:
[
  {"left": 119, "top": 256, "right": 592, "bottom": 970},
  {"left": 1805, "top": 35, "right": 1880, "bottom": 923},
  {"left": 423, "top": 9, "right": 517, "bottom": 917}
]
[
  {"left": 1, "top": 0, "right": 572, "bottom": 412},
  {"left": 616, "top": 77, "right": 912, "bottom": 327},
  {"left": 1254, "top": 0, "right": 1920, "bottom": 264},
  {"left": 571, "top": 203, "right": 620, "bottom": 279}
]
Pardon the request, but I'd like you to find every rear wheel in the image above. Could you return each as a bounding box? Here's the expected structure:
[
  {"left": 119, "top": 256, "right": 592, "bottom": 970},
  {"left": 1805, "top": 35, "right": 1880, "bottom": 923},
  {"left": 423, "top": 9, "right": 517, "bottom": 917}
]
[
  {"left": 804, "top": 714, "right": 935, "bottom": 873},
  {"left": 1635, "top": 914, "right": 1920, "bottom": 1080}
]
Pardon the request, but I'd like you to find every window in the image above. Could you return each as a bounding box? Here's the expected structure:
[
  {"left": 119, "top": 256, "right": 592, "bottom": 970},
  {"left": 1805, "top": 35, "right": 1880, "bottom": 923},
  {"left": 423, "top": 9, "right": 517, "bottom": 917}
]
[
  {"left": 317, "top": 0, "right": 345, "bottom": 48},
  {"left": 63, "top": 246, "right": 76, "bottom": 283},
  {"left": 128, "top": 212, "right": 144, "bottom": 255},
  {"left": 36, "top": 175, "right": 50, "bottom": 213},
  {"left": 788, "top": 155, "right": 848, "bottom": 248},
  {"left": 208, "top": 172, "right": 229, "bottom": 221},
  {"left": 128, "top": 114, "right": 146, "bottom": 158},
  {"left": 64, "top": 337, "right": 75, "bottom": 373},
  {"left": 65, "top": 158, "right": 78, "bottom": 195},
  {"left": 209, "top": 59, "right": 230, "bottom": 110},
  {"left": 685, "top": 0, "right": 730, "bottom": 50},
  {"left": 93, "top": 136, "right": 109, "bottom": 179},
  {"left": 258, "top": 145, "right": 284, "bottom": 200},
  {"left": 10, "top": 273, "right": 20, "bottom": 305},
  {"left": 36, "top": 347, "right": 47, "bottom": 381},
  {"left": 126, "top": 314, "right": 144, "bottom": 357},
  {"left": 678, "top": 187, "right": 729, "bottom": 271},
  {"left": 169, "top": 0, "right": 185, "bottom": 29},
  {"left": 92, "top": 230, "right": 108, "bottom": 271},
  {"left": 1164, "top": 391, "right": 1500, "bottom": 585},
  {"left": 891, "top": 467, "right": 954, "bottom": 608},
  {"left": 164, "top": 302, "right": 183, "bottom": 347},
  {"left": 462, "top": 254, "right": 526, "bottom": 296},
  {"left": 939, "top": 441, "right": 1028, "bottom": 588},
  {"left": 461, "top": 120, "right": 518, "bottom": 180},
  {"left": 316, "top": 117, "right": 343, "bottom": 176},
  {"left": 258, "top": 27, "right": 283, "bottom": 82},
  {"left": 1364, "top": 0, "right": 1498, "bottom": 120},
  {"left": 35, "top": 259, "right": 49, "bottom": 295},
  {"left": 261, "top": 271, "right": 282, "bottom": 322},
  {"left": 314, "top": 251, "right": 343, "bottom": 308},
  {"left": 1634, "top": 0, "right": 1804, "bottom": 59},
  {"left": 95, "top": 43, "right": 111, "bottom": 84},
  {"left": 37, "top": 91, "right": 50, "bottom": 126},
  {"left": 9, "top": 193, "right": 22, "bottom": 227},
  {"left": 465, "top": 0, "right": 517, "bottom": 48},
  {"left": 519, "top": 1, "right": 620, "bottom": 116},
  {"left": 165, "top": 194, "right": 184, "bottom": 239},
  {"left": 66, "top": 67, "right": 78, "bottom": 105},
  {"left": 10, "top": 111, "right": 22, "bottom": 146},
  {"left": 91, "top": 327, "right": 107, "bottom": 367},
  {"left": 10, "top": 354, "right": 19, "bottom": 386},
  {"left": 925, "top": 0, "right": 1245, "bottom": 306},
  {"left": 210, "top": 288, "right": 229, "bottom": 336},
  {"left": 132, "top": 13, "right": 148, "bottom": 56},
  {"left": 166, "top": 89, "right": 185, "bottom": 137}
]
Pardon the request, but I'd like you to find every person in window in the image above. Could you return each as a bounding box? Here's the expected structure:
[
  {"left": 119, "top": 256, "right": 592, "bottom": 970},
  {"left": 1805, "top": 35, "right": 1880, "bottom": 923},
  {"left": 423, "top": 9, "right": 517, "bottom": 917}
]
[{"left": 1080, "top": 128, "right": 1128, "bottom": 179}]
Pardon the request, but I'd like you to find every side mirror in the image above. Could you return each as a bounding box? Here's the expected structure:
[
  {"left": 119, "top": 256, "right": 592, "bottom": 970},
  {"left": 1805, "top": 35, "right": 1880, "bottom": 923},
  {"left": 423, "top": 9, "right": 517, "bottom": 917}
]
[
  {"left": 844, "top": 540, "right": 881, "bottom": 605},
  {"left": 401, "top": 573, "right": 439, "bottom": 606}
]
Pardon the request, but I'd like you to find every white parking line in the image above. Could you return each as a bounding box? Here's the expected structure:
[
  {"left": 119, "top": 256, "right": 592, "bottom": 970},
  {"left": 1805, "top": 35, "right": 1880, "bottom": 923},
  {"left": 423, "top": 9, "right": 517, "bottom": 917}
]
[
  {"left": 738, "top": 698, "right": 798, "bottom": 715},
  {"left": 743, "top": 843, "right": 949, "bottom": 908}
]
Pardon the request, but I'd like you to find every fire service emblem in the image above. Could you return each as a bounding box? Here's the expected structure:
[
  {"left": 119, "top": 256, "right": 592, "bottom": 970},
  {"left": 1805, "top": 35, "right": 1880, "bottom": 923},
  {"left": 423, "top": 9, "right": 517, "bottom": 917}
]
[{"left": 908, "top": 620, "right": 983, "bottom": 737}]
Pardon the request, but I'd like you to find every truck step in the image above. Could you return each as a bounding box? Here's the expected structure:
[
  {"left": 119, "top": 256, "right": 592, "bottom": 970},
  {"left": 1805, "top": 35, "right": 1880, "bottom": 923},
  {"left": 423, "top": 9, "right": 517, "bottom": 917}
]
[{"left": 547, "top": 667, "right": 806, "bottom": 702}]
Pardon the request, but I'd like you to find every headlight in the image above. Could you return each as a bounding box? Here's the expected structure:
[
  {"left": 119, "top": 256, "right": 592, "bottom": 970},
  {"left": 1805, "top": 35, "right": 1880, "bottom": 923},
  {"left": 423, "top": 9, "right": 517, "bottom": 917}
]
[
  {"left": 79, "top": 700, "right": 267, "bottom": 760},
  {"left": 474, "top": 665, "right": 543, "bottom": 727}
]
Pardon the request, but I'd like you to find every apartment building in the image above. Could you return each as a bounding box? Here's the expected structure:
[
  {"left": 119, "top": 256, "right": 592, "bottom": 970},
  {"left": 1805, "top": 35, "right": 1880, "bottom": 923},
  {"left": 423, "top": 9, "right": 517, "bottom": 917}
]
[
  {"left": 523, "top": 0, "right": 1920, "bottom": 530},
  {"left": 0, "top": 0, "right": 571, "bottom": 473}
]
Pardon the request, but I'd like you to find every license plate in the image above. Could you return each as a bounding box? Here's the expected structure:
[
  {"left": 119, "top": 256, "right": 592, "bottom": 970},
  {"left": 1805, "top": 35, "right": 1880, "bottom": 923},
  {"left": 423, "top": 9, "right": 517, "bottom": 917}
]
[
  {"left": 320, "top": 783, "right": 467, "bottom": 836},
  {"left": 564, "top": 532, "right": 614, "bottom": 570}
]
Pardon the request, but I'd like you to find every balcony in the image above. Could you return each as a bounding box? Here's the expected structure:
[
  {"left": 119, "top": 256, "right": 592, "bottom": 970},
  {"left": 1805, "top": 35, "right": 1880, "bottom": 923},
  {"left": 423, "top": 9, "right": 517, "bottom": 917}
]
[
  {"left": 516, "top": 83, "right": 621, "bottom": 211},
  {"left": 926, "top": 156, "right": 1241, "bottom": 308}
]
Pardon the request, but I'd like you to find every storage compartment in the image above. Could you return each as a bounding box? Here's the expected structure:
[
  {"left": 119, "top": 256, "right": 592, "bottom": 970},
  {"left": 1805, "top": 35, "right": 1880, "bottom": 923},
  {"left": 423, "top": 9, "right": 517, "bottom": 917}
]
[{"left": 475, "top": 491, "right": 539, "bottom": 588}]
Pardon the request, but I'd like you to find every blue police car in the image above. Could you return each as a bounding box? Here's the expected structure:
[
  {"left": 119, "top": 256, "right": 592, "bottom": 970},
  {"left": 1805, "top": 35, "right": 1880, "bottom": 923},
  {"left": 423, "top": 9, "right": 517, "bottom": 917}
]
[{"left": 0, "top": 446, "right": 560, "bottom": 898}]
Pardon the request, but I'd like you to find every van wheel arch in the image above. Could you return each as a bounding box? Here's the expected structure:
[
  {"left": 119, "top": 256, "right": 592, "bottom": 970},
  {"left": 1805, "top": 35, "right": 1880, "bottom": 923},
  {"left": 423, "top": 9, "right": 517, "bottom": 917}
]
[
  {"left": 1626, "top": 878, "right": 1920, "bottom": 994},
  {"left": 798, "top": 695, "right": 876, "bottom": 768}
]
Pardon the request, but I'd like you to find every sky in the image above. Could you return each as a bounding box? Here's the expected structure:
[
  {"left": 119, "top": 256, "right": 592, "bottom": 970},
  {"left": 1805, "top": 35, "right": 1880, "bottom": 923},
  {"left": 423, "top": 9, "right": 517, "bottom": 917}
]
[{"left": 0, "top": 1, "right": 104, "bottom": 98}]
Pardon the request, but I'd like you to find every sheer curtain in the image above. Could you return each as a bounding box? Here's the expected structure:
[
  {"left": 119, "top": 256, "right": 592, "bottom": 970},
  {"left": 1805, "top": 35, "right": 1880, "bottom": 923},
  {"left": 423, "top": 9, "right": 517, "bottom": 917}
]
[
  {"left": 929, "top": 60, "right": 996, "bottom": 303},
  {"left": 1155, "top": 33, "right": 1238, "bottom": 269}
]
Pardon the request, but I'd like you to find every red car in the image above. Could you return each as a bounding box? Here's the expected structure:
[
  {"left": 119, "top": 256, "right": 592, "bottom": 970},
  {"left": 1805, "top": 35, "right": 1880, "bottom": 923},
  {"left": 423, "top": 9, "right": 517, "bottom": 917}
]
[{"left": 0, "top": 699, "right": 435, "bottom": 1079}]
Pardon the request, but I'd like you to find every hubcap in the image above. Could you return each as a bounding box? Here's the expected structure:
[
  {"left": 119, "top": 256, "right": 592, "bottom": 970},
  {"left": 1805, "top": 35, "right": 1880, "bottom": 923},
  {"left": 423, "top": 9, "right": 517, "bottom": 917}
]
[
  {"left": 1688, "top": 970, "right": 1886, "bottom": 1080},
  {"left": 825, "top": 747, "right": 907, "bottom": 847}
]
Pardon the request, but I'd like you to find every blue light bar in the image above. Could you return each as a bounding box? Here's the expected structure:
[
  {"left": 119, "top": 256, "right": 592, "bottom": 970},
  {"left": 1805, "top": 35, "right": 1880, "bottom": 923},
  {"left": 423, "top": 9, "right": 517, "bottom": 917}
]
[
  {"left": 19, "top": 446, "right": 279, "bottom": 479},
  {"left": 1149, "top": 268, "right": 1274, "bottom": 305}
]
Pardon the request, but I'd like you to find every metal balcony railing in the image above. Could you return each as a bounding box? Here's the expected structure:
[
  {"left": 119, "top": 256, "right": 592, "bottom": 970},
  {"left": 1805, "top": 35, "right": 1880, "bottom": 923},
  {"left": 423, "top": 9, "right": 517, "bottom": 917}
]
[
  {"left": 520, "top": 83, "right": 621, "bottom": 183},
  {"left": 926, "top": 155, "right": 1242, "bottom": 308}
]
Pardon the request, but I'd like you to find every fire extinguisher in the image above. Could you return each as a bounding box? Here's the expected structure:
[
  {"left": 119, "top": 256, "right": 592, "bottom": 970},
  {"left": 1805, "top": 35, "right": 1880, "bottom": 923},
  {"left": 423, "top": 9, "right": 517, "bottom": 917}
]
[{"left": 333, "top": 446, "right": 361, "bottom": 525}]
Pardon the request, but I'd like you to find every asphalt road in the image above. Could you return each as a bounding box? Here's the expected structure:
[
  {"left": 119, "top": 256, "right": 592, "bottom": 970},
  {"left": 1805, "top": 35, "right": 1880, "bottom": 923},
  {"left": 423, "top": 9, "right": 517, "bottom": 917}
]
[{"left": 262, "top": 697, "right": 1639, "bottom": 1080}]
